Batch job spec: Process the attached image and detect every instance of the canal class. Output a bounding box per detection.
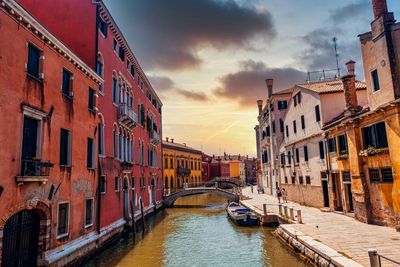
[82,193,308,267]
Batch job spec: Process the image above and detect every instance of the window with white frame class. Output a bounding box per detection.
[115,176,120,191]
[85,198,94,227]
[57,202,70,238]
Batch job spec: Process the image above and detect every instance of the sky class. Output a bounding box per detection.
[103,0,399,157]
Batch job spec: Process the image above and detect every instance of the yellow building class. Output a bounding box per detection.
[229,160,246,183]
[323,2,400,229]
[162,138,202,192]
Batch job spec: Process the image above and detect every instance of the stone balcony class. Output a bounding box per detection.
[16,159,54,184]
[150,130,161,144]
[118,103,138,129]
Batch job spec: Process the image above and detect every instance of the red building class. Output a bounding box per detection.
[201,154,212,182]
[210,157,230,179]
[0,1,103,266]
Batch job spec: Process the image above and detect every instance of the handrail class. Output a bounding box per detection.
[369,249,400,267]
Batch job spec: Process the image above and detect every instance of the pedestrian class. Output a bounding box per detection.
[251,184,254,193]
[282,188,288,203]
[276,187,282,203]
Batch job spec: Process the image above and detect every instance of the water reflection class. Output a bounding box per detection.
[82,193,308,267]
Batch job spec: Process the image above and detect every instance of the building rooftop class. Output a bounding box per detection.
[297,79,366,94]
[162,140,202,155]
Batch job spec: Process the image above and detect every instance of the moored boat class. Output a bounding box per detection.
[226,202,260,226]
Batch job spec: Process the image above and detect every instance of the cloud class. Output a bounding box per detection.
[176,89,209,102]
[329,1,370,24]
[148,75,209,102]
[104,0,276,71]
[214,60,306,108]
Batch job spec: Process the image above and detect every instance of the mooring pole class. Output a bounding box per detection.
[140,199,145,234]
[130,199,136,238]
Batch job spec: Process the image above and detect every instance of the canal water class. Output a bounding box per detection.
[82,193,308,267]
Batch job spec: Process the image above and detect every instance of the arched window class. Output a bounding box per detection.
[98,114,105,156]
[96,53,104,92]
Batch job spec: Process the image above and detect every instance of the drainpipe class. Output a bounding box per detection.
[323,132,332,209]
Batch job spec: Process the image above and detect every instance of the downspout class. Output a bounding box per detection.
[323,132,332,209]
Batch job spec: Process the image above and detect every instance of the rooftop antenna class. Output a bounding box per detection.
[333,37,340,78]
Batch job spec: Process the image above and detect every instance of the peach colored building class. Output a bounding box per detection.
[0,1,103,266]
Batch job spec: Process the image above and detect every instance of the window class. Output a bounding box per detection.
[304,146,309,162]
[118,46,125,61]
[112,78,117,103]
[362,122,388,149]
[100,175,106,193]
[287,151,291,165]
[286,125,289,138]
[278,101,287,110]
[96,57,103,77]
[293,95,298,106]
[301,115,305,129]
[381,168,393,182]
[371,69,380,92]
[85,199,93,227]
[338,135,348,155]
[60,128,71,166]
[27,43,40,78]
[113,39,117,51]
[319,141,325,159]
[342,171,351,182]
[297,92,302,104]
[62,69,72,96]
[87,138,94,169]
[284,176,288,183]
[272,121,276,134]
[97,16,108,37]
[88,88,95,111]
[293,120,297,134]
[299,176,304,184]
[291,175,296,184]
[170,158,174,169]
[115,176,120,191]
[328,138,336,153]
[266,126,270,137]
[295,148,300,164]
[98,123,104,156]
[315,105,321,122]
[131,177,136,189]
[306,176,311,184]
[130,65,135,77]
[280,153,285,166]
[280,119,284,133]
[57,202,69,237]
[369,169,380,182]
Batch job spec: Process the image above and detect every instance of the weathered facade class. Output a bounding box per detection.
[162,139,202,193]
[17,0,163,239]
[324,0,400,230]
[0,1,103,265]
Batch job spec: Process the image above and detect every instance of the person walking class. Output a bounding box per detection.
[282,188,288,203]
[276,187,282,203]
[251,184,254,194]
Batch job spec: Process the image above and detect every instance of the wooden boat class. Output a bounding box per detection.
[226,202,260,226]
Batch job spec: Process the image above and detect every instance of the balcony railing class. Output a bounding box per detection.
[16,159,54,184]
[150,130,161,144]
[176,167,191,177]
[118,103,138,129]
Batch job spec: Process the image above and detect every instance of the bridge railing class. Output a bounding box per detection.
[163,180,240,197]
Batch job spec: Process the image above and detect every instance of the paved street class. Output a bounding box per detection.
[241,187,400,267]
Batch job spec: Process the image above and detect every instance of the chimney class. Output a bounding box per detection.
[372,0,388,18]
[257,100,263,115]
[342,60,358,115]
[171,138,174,143]
[166,137,169,142]
[265,79,273,98]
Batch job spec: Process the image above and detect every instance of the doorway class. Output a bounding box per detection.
[331,173,343,211]
[2,210,40,267]
[344,183,354,212]
[123,178,130,222]
[321,180,330,208]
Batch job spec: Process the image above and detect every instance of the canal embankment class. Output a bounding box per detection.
[241,187,400,267]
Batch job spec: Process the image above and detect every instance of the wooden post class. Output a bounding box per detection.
[140,199,145,233]
[297,209,302,224]
[283,206,288,217]
[289,208,294,221]
[278,204,283,216]
[263,203,267,215]
[368,249,379,267]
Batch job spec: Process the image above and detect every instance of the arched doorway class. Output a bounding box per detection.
[2,209,40,267]
[123,177,130,223]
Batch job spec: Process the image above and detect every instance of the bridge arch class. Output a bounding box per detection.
[163,188,239,207]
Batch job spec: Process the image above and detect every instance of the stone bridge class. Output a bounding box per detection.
[163,183,240,207]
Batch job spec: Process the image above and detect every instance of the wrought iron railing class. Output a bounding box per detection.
[150,130,160,144]
[20,159,53,176]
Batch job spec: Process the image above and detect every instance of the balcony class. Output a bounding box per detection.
[16,159,54,184]
[118,103,138,129]
[150,130,161,144]
[176,167,191,177]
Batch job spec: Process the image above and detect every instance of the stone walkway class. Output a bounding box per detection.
[241,187,400,267]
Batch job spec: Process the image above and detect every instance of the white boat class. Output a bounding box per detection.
[226,202,260,226]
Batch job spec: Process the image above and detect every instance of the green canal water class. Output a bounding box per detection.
[82,193,308,267]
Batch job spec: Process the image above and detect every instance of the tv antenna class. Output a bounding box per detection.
[333,37,340,78]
